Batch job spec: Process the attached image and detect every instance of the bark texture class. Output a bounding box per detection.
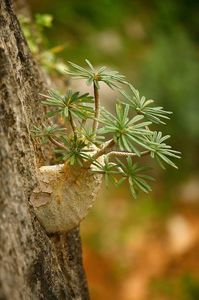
[0,1,89,299]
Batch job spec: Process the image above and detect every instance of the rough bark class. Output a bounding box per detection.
[0,1,89,299]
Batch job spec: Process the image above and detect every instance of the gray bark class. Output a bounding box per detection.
[0,0,89,299]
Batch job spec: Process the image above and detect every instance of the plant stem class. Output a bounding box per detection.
[80,119,86,128]
[68,111,77,137]
[107,150,150,158]
[92,139,115,160]
[83,139,115,169]
[92,82,100,134]
[48,136,67,150]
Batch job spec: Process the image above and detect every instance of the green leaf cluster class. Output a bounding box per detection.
[41,89,94,120]
[146,132,181,169]
[121,85,172,124]
[66,60,127,89]
[91,156,153,198]
[32,124,65,143]
[98,103,152,155]
[19,14,65,75]
[116,157,154,198]
[55,136,92,166]
[34,59,181,198]
[91,157,120,186]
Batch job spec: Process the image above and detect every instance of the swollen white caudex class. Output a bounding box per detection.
[30,162,103,233]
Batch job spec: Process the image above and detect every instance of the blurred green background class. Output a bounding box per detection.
[23,0,199,299]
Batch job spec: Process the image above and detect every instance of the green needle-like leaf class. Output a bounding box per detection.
[55,136,92,166]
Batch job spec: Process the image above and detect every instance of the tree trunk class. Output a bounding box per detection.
[0,1,90,299]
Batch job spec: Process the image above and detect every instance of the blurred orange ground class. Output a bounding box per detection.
[82,193,199,300]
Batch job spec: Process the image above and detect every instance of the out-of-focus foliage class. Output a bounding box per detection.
[139,31,199,174]
[19,13,65,74]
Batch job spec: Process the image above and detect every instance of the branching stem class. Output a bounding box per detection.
[92,82,100,134]
[83,139,115,169]
[91,139,115,160]
[48,136,67,150]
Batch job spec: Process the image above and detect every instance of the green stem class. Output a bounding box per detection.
[69,111,77,137]
[92,82,100,134]
[80,119,87,128]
